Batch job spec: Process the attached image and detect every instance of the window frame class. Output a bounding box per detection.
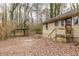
[46,23,48,30]
[73,17,79,25]
[61,20,65,26]
[54,21,58,26]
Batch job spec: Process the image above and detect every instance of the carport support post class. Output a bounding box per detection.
[13,30,15,36]
[55,28,57,42]
[23,30,25,36]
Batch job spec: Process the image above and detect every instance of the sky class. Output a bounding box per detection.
[0,3,74,23]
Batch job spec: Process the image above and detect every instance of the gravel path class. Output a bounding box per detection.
[0,36,79,56]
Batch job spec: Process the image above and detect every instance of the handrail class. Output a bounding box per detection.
[58,27,65,30]
[48,27,65,40]
[48,28,56,37]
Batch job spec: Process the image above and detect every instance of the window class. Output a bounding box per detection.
[74,17,78,24]
[61,20,64,26]
[65,19,72,25]
[55,21,58,26]
[46,23,48,30]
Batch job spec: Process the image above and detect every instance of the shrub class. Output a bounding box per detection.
[0,20,17,40]
[33,24,42,34]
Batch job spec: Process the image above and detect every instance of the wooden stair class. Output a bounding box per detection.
[48,27,73,43]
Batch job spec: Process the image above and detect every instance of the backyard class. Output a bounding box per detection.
[0,35,78,56]
[0,3,79,56]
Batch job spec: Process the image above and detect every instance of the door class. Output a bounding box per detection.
[65,18,73,43]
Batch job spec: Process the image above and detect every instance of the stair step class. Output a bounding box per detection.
[56,34,66,38]
[56,34,73,38]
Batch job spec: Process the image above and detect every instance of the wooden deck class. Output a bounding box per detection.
[11,28,29,36]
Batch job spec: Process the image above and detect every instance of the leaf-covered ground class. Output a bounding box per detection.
[0,36,79,56]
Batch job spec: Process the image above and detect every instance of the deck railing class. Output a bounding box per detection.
[48,27,65,41]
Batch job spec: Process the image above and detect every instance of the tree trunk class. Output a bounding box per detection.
[30,9,34,26]
[50,3,53,18]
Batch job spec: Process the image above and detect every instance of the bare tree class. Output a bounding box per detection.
[50,3,61,18]
[30,9,33,25]
[70,3,79,10]
[2,3,7,27]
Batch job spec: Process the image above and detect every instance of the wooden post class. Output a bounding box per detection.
[13,30,15,36]
[55,28,57,41]
[23,29,26,36]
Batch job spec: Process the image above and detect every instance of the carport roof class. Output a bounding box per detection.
[43,10,79,24]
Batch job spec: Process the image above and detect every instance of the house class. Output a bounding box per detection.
[0,11,3,26]
[43,10,79,43]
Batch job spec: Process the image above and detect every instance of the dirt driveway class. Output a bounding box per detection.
[0,36,79,56]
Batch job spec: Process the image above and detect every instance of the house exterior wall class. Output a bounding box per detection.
[43,21,66,43]
[72,25,79,43]
[0,14,2,26]
[43,23,55,38]
[43,18,79,43]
